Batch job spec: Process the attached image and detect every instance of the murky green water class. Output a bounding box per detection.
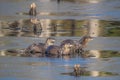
[0,0,120,80]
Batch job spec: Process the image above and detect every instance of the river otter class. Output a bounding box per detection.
[60,36,93,53]
[61,64,86,76]
[72,64,85,76]
[25,37,55,57]
[79,36,93,48]
[29,3,37,16]
[45,43,73,56]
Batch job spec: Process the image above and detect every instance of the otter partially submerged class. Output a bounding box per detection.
[25,37,55,57]
[61,36,93,53]
[29,3,37,16]
[61,64,86,77]
[45,43,73,56]
[6,36,93,57]
[25,36,93,57]
[73,64,86,76]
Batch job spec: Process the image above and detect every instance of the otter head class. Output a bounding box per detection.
[61,43,73,55]
[30,3,36,9]
[74,64,80,72]
[79,36,93,47]
[45,37,55,47]
[85,36,93,42]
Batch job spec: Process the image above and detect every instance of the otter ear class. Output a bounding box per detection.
[31,3,36,8]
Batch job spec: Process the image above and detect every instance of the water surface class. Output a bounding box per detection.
[0,0,120,80]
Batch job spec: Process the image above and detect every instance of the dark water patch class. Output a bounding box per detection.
[61,70,119,77]
[83,50,120,58]
[100,20,120,36]
[100,50,120,58]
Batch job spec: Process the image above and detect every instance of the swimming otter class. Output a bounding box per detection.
[45,43,73,56]
[29,3,37,16]
[74,64,81,73]
[61,64,87,77]
[25,37,55,57]
[61,64,84,76]
[61,39,77,53]
[60,35,93,53]
[72,64,85,76]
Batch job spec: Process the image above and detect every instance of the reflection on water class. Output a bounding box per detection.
[0,55,120,80]
[82,50,120,58]
[1,19,120,37]
[0,49,120,59]
[61,70,119,77]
